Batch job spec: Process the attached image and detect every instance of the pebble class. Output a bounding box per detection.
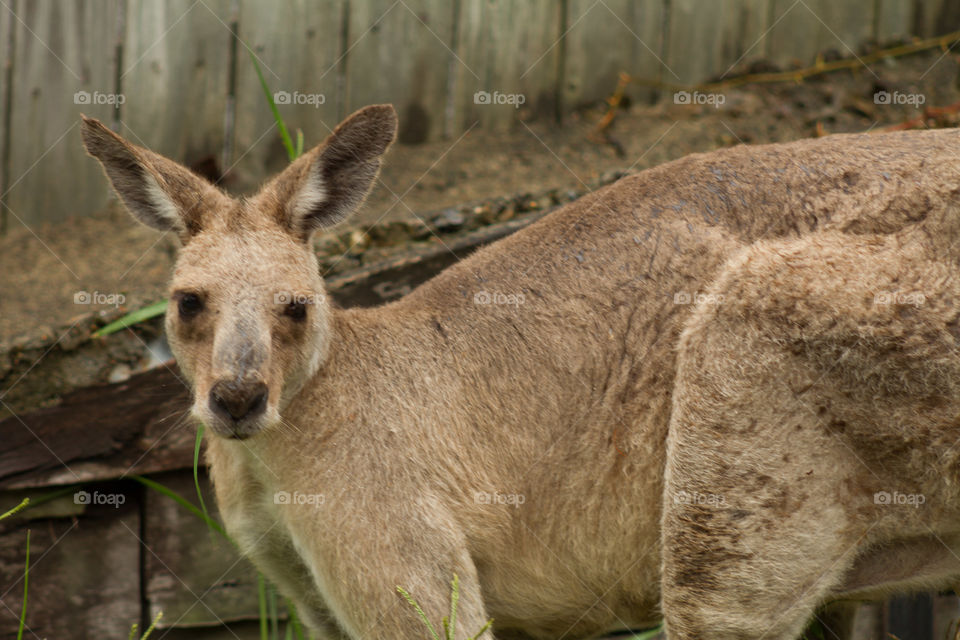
[108,363,132,383]
[432,209,466,231]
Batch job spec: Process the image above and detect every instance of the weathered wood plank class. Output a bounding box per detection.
[345,0,454,144]
[0,0,12,233]
[665,0,730,84]
[231,0,343,191]
[144,471,265,626]
[562,0,665,108]
[0,498,140,639]
[6,0,118,226]
[767,0,874,68]
[1,0,949,227]
[850,601,883,640]
[453,0,563,132]
[0,364,193,489]
[815,0,875,57]
[875,0,913,42]
[122,0,232,176]
[0,314,168,423]
[718,0,771,76]
[910,0,948,38]
[887,592,933,640]
[766,0,825,68]
[931,0,960,35]
[933,594,960,640]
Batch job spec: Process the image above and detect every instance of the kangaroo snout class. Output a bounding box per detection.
[209,378,268,436]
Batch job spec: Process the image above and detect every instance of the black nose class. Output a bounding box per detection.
[209,379,268,422]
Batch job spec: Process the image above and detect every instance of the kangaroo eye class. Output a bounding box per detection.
[284,301,307,321]
[178,293,204,319]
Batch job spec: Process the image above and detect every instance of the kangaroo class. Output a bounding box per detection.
[82,105,960,639]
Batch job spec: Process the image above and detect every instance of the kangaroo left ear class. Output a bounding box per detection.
[80,116,231,243]
[264,104,398,241]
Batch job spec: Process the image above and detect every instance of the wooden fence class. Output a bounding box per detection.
[0,0,957,227]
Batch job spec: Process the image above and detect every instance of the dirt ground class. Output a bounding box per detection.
[2,49,959,345]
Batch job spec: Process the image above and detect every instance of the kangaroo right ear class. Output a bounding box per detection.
[81,116,229,242]
[265,104,398,241]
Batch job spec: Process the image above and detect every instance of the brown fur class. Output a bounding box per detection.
[83,107,960,639]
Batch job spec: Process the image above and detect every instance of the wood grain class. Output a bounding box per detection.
[6,0,119,225]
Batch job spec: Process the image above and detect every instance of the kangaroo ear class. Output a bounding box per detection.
[267,104,398,241]
[81,116,229,242]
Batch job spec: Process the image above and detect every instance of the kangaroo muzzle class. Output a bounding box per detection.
[209,377,268,430]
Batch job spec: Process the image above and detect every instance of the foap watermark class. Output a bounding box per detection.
[474,290,525,307]
[673,490,726,507]
[874,490,925,508]
[674,291,724,305]
[475,490,526,508]
[874,91,925,107]
[74,90,125,105]
[274,490,325,506]
[74,290,126,307]
[74,490,126,508]
[674,90,725,108]
[274,291,325,305]
[873,290,925,307]
[274,90,326,108]
[473,90,526,109]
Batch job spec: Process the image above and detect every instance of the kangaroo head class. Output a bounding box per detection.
[82,105,397,439]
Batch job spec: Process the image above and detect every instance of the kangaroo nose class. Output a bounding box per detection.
[209,379,268,422]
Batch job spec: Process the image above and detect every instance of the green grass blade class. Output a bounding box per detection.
[128,623,138,640]
[396,585,440,640]
[14,488,83,514]
[269,582,279,640]
[131,475,230,542]
[93,300,167,337]
[139,611,163,640]
[258,574,269,640]
[287,600,306,640]
[1,498,29,521]
[467,619,493,640]
[193,424,211,521]
[250,51,296,162]
[193,424,218,545]
[447,574,459,640]
[16,530,29,640]
[630,625,664,640]
[4,487,105,523]
[295,129,304,159]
